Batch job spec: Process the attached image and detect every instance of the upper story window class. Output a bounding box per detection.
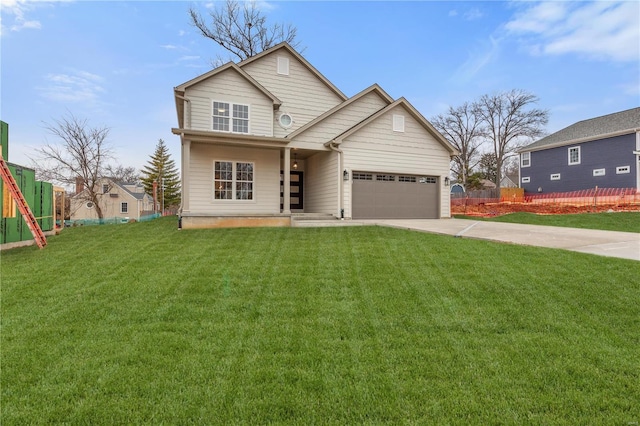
[568,146,581,165]
[393,114,405,132]
[213,101,249,134]
[277,56,289,75]
[521,152,531,168]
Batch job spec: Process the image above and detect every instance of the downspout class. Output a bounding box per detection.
[327,140,344,219]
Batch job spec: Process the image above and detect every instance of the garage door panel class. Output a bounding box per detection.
[352,173,438,219]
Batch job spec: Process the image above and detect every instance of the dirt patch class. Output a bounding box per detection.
[452,202,640,217]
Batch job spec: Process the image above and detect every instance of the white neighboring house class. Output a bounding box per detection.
[70,177,155,222]
[172,42,459,228]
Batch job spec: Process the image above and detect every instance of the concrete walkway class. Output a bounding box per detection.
[295,218,640,261]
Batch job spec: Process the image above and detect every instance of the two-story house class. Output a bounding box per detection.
[172,43,458,228]
[518,107,640,194]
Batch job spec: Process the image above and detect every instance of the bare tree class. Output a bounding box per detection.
[188,0,299,63]
[473,90,548,187]
[35,114,112,219]
[431,102,484,186]
[105,164,140,183]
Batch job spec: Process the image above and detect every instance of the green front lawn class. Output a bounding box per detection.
[2,217,639,424]
[455,211,640,233]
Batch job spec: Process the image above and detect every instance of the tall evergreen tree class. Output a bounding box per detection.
[141,139,180,211]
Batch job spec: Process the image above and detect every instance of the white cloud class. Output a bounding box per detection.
[464,8,483,21]
[179,55,200,61]
[0,0,43,34]
[448,9,458,17]
[505,1,640,62]
[161,44,178,50]
[38,70,106,104]
[451,36,501,83]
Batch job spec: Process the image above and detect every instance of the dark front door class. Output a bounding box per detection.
[280,171,303,210]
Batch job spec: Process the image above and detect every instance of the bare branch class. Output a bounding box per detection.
[188,0,300,62]
[34,113,113,219]
[473,90,549,187]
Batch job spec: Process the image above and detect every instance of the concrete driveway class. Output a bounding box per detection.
[295,218,640,261]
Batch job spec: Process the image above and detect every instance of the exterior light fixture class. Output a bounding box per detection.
[444,177,450,186]
[343,169,349,181]
[293,153,298,170]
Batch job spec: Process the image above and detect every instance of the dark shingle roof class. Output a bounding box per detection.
[521,107,640,152]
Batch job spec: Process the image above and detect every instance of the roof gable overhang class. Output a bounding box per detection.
[518,128,640,153]
[287,84,393,140]
[238,42,348,102]
[327,98,459,156]
[173,62,282,128]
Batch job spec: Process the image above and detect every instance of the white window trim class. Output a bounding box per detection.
[278,112,294,129]
[593,168,606,177]
[568,146,581,165]
[616,165,630,174]
[120,202,128,214]
[521,152,531,168]
[213,160,256,202]
[521,177,530,183]
[550,173,561,181]
[393,114,405,132]
[212,101,250,134]
[277,56,289,75]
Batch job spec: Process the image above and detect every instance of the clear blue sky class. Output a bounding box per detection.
[1,1,639,173]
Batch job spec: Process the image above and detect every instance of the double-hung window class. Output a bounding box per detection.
[121,202,128,213]
[568,146,581,165]
[213,101,249,134]
[214,161,254,200]
[521,152,530,167]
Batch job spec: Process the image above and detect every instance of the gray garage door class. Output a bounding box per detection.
[352,172,439,219]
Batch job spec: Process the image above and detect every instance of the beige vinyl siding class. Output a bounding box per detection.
[188,144,281,214]
[242,50,343,138]
[304,151,339,215]
[184,68,273,136]
[291,92,389,149]
[70,179,143,221]
[342,106,452,218]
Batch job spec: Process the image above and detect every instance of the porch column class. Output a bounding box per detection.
[181,138,191,212]
[283,147,291,214]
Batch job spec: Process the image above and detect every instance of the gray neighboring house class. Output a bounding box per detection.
[518,107,640,194]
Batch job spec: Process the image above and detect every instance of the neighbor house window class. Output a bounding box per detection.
[521,152,531,167]
[102,184,110,194]
[213,102,249,134]
[121,202,128,213]
[393,115,405,132]
[550,173,561,181]
[214,161,254,200]
[568,146,581,165]
[521,177,531,183]
[277,56,289,75]
[616,166,630,174]
[593,168,606,177]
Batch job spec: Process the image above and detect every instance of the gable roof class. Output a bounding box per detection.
[173,62,282,128]
[238,42,348,102]
[328,97,459,155]
[521,107,640,152]
[287,84,394,139]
